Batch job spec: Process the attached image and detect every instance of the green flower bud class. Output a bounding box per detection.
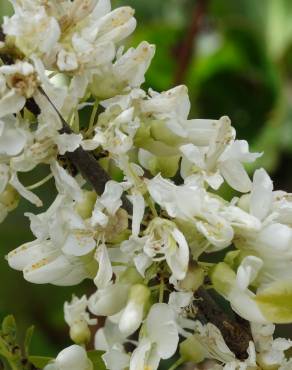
[69,321,91,345]
[75,191,97,219]
[128,284,151,306]
[119,266,143,285]
[180,335,206,363]
[0,185,20,211]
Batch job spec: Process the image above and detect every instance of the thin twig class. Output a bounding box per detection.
[38,87,132,213]
[195,287,252,360]
[174,0,208,85]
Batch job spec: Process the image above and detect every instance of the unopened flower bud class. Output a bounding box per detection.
[49,345,92,370]
[119,266,143,285]
[119,284,150,336]
[75,191,97,219]
[237,193,250,213]
[0,185,20,211]
[70,321,91,345]
[180,335,206,363]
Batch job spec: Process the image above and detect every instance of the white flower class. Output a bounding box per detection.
[84,106,139,155]
[64,295,96,344]
[95,319,130,370]
[3,5,60,56]
[136,218,190,280]
[147,175,234,250]
[91,180,124,228]
[44,345,92,370]
[7,194,96,285]
[91,41,155,99]
[235,168,292,286]
[129,303,179,370]
[180,117,261,192]
[89,283,130,317]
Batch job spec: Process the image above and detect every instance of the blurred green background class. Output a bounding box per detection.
[1,0,292,364]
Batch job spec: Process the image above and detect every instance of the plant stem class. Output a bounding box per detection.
[85,100,99,137]
[159,278,164,303]
[168,357,184,370]
[26,173,54,190]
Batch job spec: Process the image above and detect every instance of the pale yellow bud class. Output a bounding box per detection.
[69,321,91,345]
[0,185,20,211]
[75,191,97,219]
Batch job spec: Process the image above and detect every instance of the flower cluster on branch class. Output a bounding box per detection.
[0,1,292,370]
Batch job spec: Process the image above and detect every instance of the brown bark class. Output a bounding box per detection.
[195,287,252,360]
[174,0,208,85]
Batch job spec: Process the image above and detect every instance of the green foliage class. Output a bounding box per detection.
[0,315,51,369]
[87,351,107,370]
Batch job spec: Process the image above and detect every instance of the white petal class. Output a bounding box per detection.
[219,159,252,192]
[129,339,152,370]
[94,243,113,289]
[55,345,89,370]
[134,253,152,277]
[0,116,27,156]
[229,289,267,324]
[257,223,292,252]
[7,240,55,271]
[250,168,273,220]
[88,284,129,316]
[24,254,75,284]
[166,228,189,280]
[220,140,262,163]
[50,161,83,202]
[54,133,83,155]
[0,90,25,118]
[62,232,96,257]
[9,173,42,207]
[236,256,263,291]
[102,348,129,370]
[119,301,143,336]
[146,303,179,359]
[0,164,9,194]
[128,193,145,236]
[100,180,123,215]
[180,143,206,169]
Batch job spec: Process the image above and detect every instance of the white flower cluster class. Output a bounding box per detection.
[1,0,292,369]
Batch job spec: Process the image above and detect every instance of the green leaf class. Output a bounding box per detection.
[24,326,34,357]
[29,356,53,368]
[87,350,106,370]
[2,315,17,344]
[255,280,292,323]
